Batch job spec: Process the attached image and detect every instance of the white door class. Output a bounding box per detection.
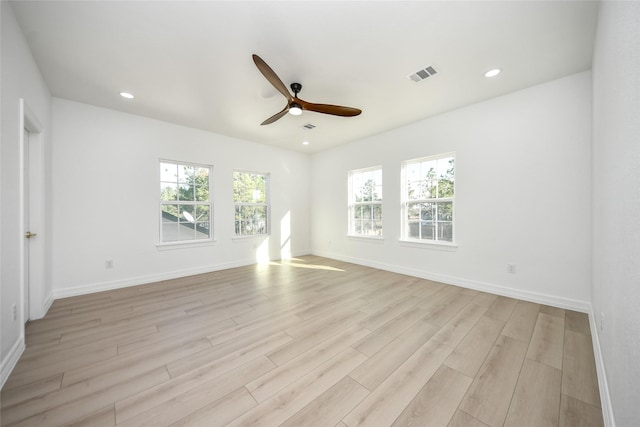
[23,128,31,322]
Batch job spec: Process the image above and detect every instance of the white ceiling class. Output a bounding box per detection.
[10,1,599,153]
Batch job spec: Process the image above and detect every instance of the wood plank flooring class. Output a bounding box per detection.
[0,256,604,426]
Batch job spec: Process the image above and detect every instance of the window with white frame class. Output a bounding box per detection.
[160,160,212,243]
[348,167,383,237]
[402,153,455,243]
[234,171,270,236]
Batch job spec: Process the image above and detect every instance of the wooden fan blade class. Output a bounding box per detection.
[252,54,293,102]
[261,105,290,125]
[297,98,362,117]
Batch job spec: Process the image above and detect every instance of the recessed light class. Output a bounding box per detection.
[120,92,134,99]
[484,69,501,78]
[302,141,309,146]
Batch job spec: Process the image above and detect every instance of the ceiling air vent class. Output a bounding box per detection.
[408,65,438,82]
[303,123,316,130]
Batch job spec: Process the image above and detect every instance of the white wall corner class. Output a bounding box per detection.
[588,307,616,427]
[1,337,25,390]
[32,292,54,320]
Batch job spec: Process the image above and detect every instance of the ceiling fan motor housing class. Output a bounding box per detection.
[290,82,302,96]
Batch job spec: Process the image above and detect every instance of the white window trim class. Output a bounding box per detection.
[400,152,456,246]
[347,165,384,238]
[159,159,214,246]
[233,170,271,237]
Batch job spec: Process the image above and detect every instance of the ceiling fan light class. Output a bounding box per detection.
[289,103,303,116]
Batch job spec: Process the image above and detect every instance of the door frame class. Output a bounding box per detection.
[20,99,45,323]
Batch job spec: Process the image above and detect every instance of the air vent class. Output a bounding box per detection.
[303,123,316,130]
[408,65,438,82]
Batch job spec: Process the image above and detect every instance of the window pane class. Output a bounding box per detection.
[374,220,383,235]
[437,201,453,221]
[253,206,267,234]
[438,222,453,241]
[161,161,211,243]
[160,183,178,201]
[408,221,420,239]
[354,205,362,219]
[234,171,268,205]
[437,157,454,180]
[421,222,435,240]
[361,204,372,220]
[406,163,421,182]
[178,184,194,201]
[179,205,195,223]
[421,160,437,180]
[162,204,179,222]
[438,179,454,198]
[178,165,195,184]
[162,223,181,242]
[195,222,210,239]
[160,163,178,183]
[373,205,382,220]
[421,202,435,221]
[418,180,437,199]
[349,167,382,236]
[196,205,210,222]
[407,203,420,220]
[195,185,209,201]
[403,154,455,243]
[406,181,420,201]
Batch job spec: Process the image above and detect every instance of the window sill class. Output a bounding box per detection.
[156,239,217,251]
[398,239,458,251]
[232,234,270,241]
[347,235,385,244]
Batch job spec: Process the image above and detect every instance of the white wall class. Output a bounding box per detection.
[592,1,640,425]
[51,99,310,297]
[1,2,52,385]
[311,71,592,310]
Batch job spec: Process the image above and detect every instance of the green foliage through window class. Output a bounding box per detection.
[403,155,455,242]
[160,161,212,243]
[234,171,269,236]
[349,167,383,236]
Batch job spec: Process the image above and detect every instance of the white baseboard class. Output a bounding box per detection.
[52,258,260,299]
[588,309,616,427]
[52,250,311,300]
[42,293,54,315]
[1,336,25,390]
[30,292,54,320]
[313,250,591,312]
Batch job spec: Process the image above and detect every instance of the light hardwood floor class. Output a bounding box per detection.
[0,256,604,426]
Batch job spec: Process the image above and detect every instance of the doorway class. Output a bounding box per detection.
[20,99,45,323]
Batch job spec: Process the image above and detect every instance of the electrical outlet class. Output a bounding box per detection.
[12,304,17,321]
[507,264,517,274]
[600,312,605,333]
[105,260,114,269]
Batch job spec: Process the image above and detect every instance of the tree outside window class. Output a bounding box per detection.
[234,171,269,236]
[403,154,455,243]
[349,167,383,237]
[160,161,212,243]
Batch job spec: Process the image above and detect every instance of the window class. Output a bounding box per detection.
[348,167,383,237]
[160,161,212,243]
[234,171,269,236]
[402,153,455,243]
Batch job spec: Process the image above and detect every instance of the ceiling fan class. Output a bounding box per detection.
[252,54,362,125]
